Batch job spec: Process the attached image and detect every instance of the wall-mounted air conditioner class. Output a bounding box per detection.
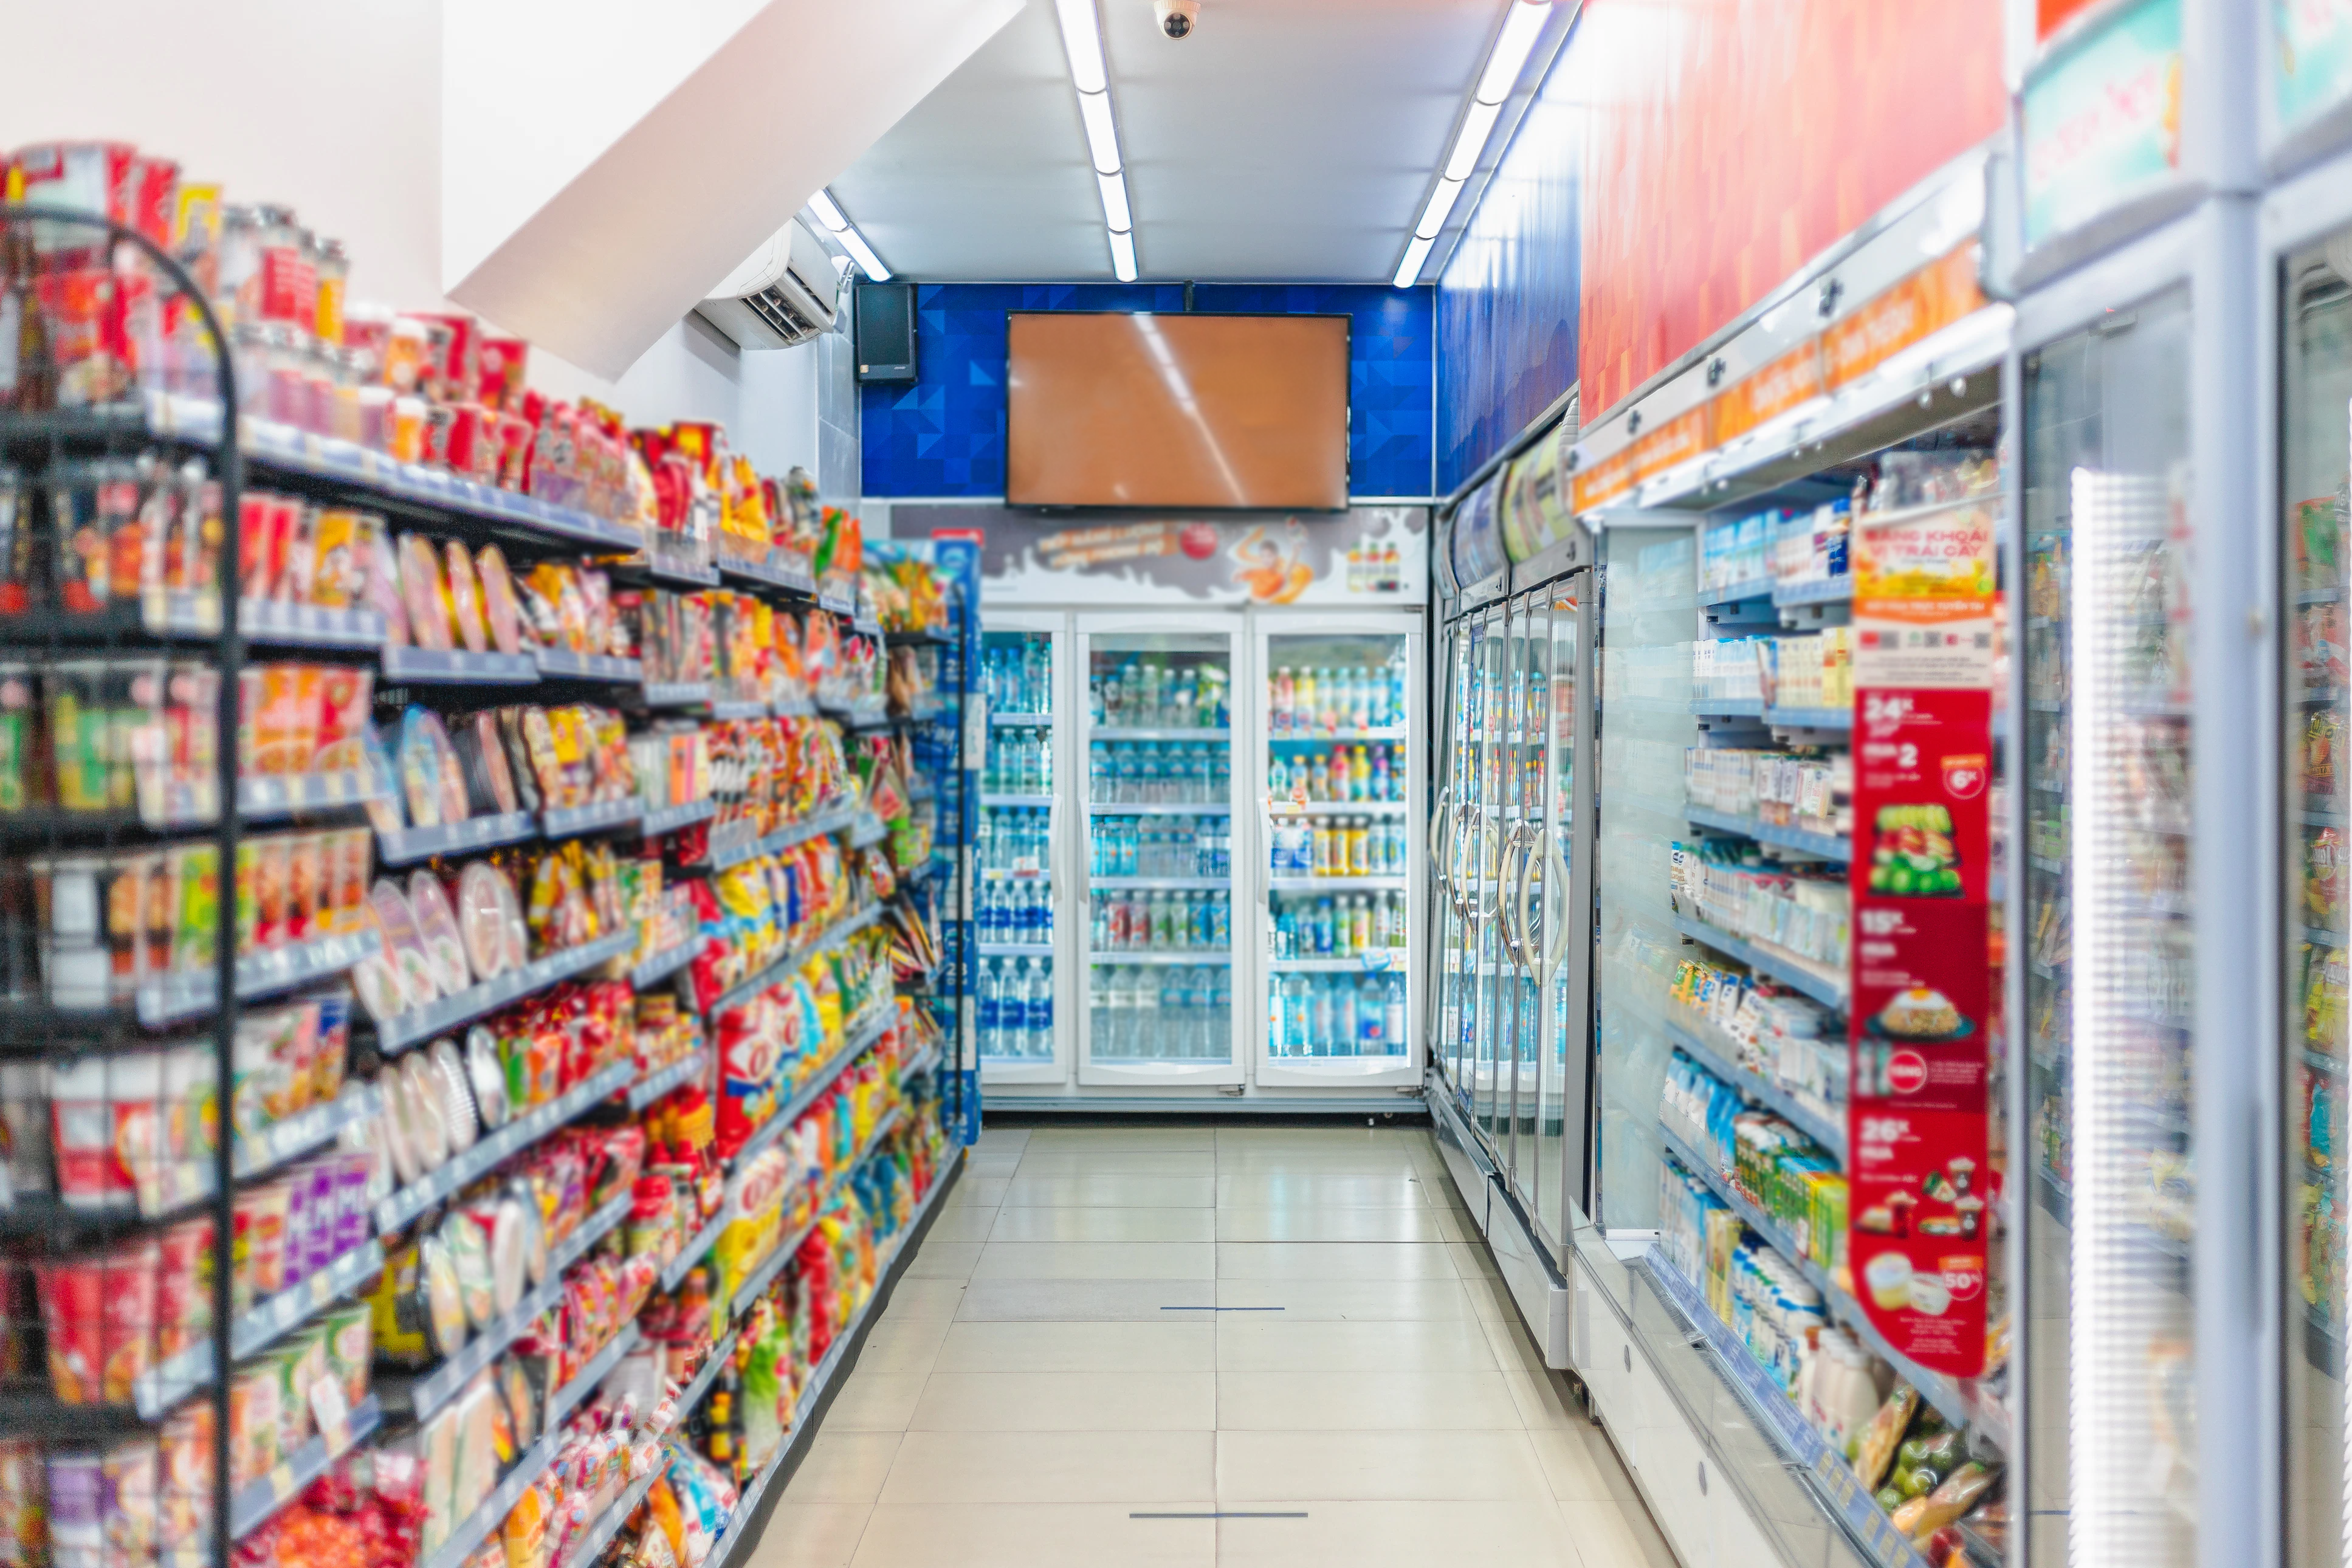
[695,217,842,348]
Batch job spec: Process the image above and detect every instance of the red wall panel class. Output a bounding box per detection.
[1572,0,2005,419]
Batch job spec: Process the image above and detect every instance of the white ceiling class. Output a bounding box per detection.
[830,0,1525,283]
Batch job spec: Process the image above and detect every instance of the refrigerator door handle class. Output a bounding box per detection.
[1496,824,1529,966]
[1448,802,1478,922]
[1429,784,1454,903]
[1257,797,1276,907]
[1539,826,1572,990]
[1045,793,1062,910]
[1515,824,1546,982]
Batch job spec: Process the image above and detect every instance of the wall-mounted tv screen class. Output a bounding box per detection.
[1005,312,1350,509]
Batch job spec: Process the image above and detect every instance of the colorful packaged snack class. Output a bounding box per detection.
[369,878,439,1011]
[445,540,490,655]
[441,1211,498,1330]
[465,1027,510,1131]
[475,545,526,656]
[399,535,453,651]
[472,711,520,814]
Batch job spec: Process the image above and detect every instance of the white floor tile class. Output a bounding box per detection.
[849,1502,1215,1566]
[937,1319,1218,1374]
[878,1429,1216,1504]
[1215,1429,1552,1501]
[910,1370,1219,1431]
[972,1241,1218,1280]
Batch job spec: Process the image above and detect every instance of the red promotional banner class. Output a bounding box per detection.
[1846,498,1998,1378]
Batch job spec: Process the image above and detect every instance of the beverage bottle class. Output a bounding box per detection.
[977,806,996,871]
[1312,822,1335,876]
[1103,965,1130,1055]
[1091,890,1109,949]
[979,960,1004,1055]
[1123,818,1140,877]
[1271,667,1291,733]
[1028,640,1050,712]
[1133,965,1161,1055]
[1211,890,1230,949]
[1140,659,1162,726]
[1353,745,1372,802]
[1214,972,1233,1059]
[1350,894,1372,956]
[1372,746,1391,802]
[1039,731,1053,791]
[1358,975,1386,1053]
[1281,974,1310,1056]
[1090,956,1113,1048]
[1161,971,1188,1057]
[1374,890,1395,949]
[1347,818,1370,877]
[1113,743,1136,804]
[1350,667,1371,731]
[1027,958,1053,1057]
[1296,668,1318,734]
[1273,905,1293,960]
[1313,898,1335,957]
[1307,753,1329,802]
[1333,978,1358,1057]
[1089,741,1110,802]
[1170,680,1194,730]
[1312,976,1336,1054]
[1383,972,1407,1046]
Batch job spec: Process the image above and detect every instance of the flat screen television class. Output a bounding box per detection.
[1004,312,1350,509]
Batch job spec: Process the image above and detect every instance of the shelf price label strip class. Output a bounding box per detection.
[1640,1256,1930,1568]
[376,810,540,868]
[409,1190,630,1425]
[1684,804,1851,863]
[706,1152,961,1568]
[228,1395,384,1540]
[132,929,382,1027]
[1657,1124,1981,1434]
[729,1005,899,1169]
[376,929,636,1054]
[376,1059,637,1234]
[414,1325,640,1568]
[706,904,884,1021]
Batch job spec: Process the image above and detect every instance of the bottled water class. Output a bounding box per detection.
[1383,972,1406,1048]
[1022,958,1052,1057]
[1133,966,1161,1055]
[978,960,1005,1056]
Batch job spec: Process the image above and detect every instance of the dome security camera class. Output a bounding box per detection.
[1154,0,1199,38]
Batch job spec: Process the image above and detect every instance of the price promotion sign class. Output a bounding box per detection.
[1846,495,1998,1377]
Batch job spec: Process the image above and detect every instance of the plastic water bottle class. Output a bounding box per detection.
[1358,975,1386,1054]
[1023,958,1052,1057]
[1213,972,1233,1059]
[1133,967,1161,1056]
[1161,971,1186,1057]
[979,960,1005,1056]
[1383,972,1406,1048]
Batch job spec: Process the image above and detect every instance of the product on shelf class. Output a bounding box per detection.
[1667,957,1845,1119]
[1266,814,1407,878]
[1088,888,1233,954]
[1265,659,1403,734]
[1268,890,1406,959]
[1669,840,1850,975]
[1090,652,1228,730]
[1265,741,1404,804]
[1684,747,1852,837]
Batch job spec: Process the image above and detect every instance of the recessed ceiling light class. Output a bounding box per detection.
[1392,0,1553,287]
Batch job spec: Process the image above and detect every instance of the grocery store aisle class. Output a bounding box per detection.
[745,1123,1678,1567]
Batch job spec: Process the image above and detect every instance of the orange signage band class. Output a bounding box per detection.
[1710,339,1826,447]
[1823,245,1986,391]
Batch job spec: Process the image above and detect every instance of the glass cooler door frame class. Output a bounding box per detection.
[1431,608,1478,1113]
[1249,610,1425,1089]
[976,610,1076,1087]
[1072,613,1249,1087]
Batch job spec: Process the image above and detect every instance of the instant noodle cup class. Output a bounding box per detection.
[48,1051,162,1214]
[229,1363,283,1487]
[37,1240,158,1405]
[409,871,472,997]
[368,879,438,1012]
[399,535,452,650]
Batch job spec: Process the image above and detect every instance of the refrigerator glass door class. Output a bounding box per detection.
[1500,594,1548,1188]
[1255,617,1420,1087]
[977,615,1073,1086]
[1471,602,1513,1155]
[1075,619,1244,1085]
[1526,576,1592,1241]
[2283,231,2352,1568]
[1435,614,1478,1112]
[2021,286,2195,1568]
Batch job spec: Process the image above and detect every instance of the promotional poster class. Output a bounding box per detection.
[890,503,1428,608]
[1845,493,1999,1377]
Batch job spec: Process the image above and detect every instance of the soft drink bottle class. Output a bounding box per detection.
[1211,891,1231,949]
[1273,667,1294,733]
[1372,746,1391,801]
[1296,667,1318,733]
[1312,977,1336,1053]
[1358,975,1387,1053]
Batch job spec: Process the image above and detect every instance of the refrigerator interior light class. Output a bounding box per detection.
[1109,227,1138,281]
[1079,89,1123,174]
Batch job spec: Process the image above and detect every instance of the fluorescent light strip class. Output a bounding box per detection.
[1392,0,1550,286]
[1078,90,1123,175]
[1097,171,1133,233]
[805,187,889,280]
[1056,0,1137,280]
[1392,235,1436,289]
[1055,0,1108,93]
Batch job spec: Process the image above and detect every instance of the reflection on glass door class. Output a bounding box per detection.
[1436,617,1477,1110]
[2022,289,2195,1568]
[1077,621,1240,1083]
[2285,230,2352,1568]
[1471,605,1511,1148]
[977,619,1067,1085]
[1257,619,1417,1087]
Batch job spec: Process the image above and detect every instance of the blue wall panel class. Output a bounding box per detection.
[861,283,1433,500]
[1435,48,1582,497]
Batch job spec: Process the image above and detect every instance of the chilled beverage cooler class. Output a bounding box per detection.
[976,618,1069,1085]
[1258,620,1422,1086]
[970,602,1427,1102]
[1076,619,1242,1084]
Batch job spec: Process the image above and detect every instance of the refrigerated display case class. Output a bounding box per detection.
[1428,523,1597,1260]
[1076,617,1243,1086]
[1255,615,1423,1089]
[977,616,1071,1086]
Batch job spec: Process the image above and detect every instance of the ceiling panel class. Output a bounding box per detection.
[833,0,1511,282]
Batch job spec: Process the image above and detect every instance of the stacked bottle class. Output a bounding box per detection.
[1088,740,1229,803]
[1267,816,1409,876]
[977,956,1055,1059]
[1267,742,1405,802]
[1091,889,1233,952]
[983,636,1053,714]
[1267,659,1406,734]
[1269,972,1407,1057]
[1089,814,1229,878]
[1270,891,1406,957]
[1092,966,1233,1059]
[984,729,1053,793]
[1093,654,1229,727]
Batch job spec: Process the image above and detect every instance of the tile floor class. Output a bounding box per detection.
[742,1123,1681,1568]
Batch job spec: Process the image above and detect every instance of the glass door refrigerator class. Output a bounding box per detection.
[1074,615,1244,1087]
[1253,612,1423,1088]
[2018,284,2197,1568]
[976,614,1073,1087]
[1436,600,1510,1130]
[2281,204,2352,1568]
